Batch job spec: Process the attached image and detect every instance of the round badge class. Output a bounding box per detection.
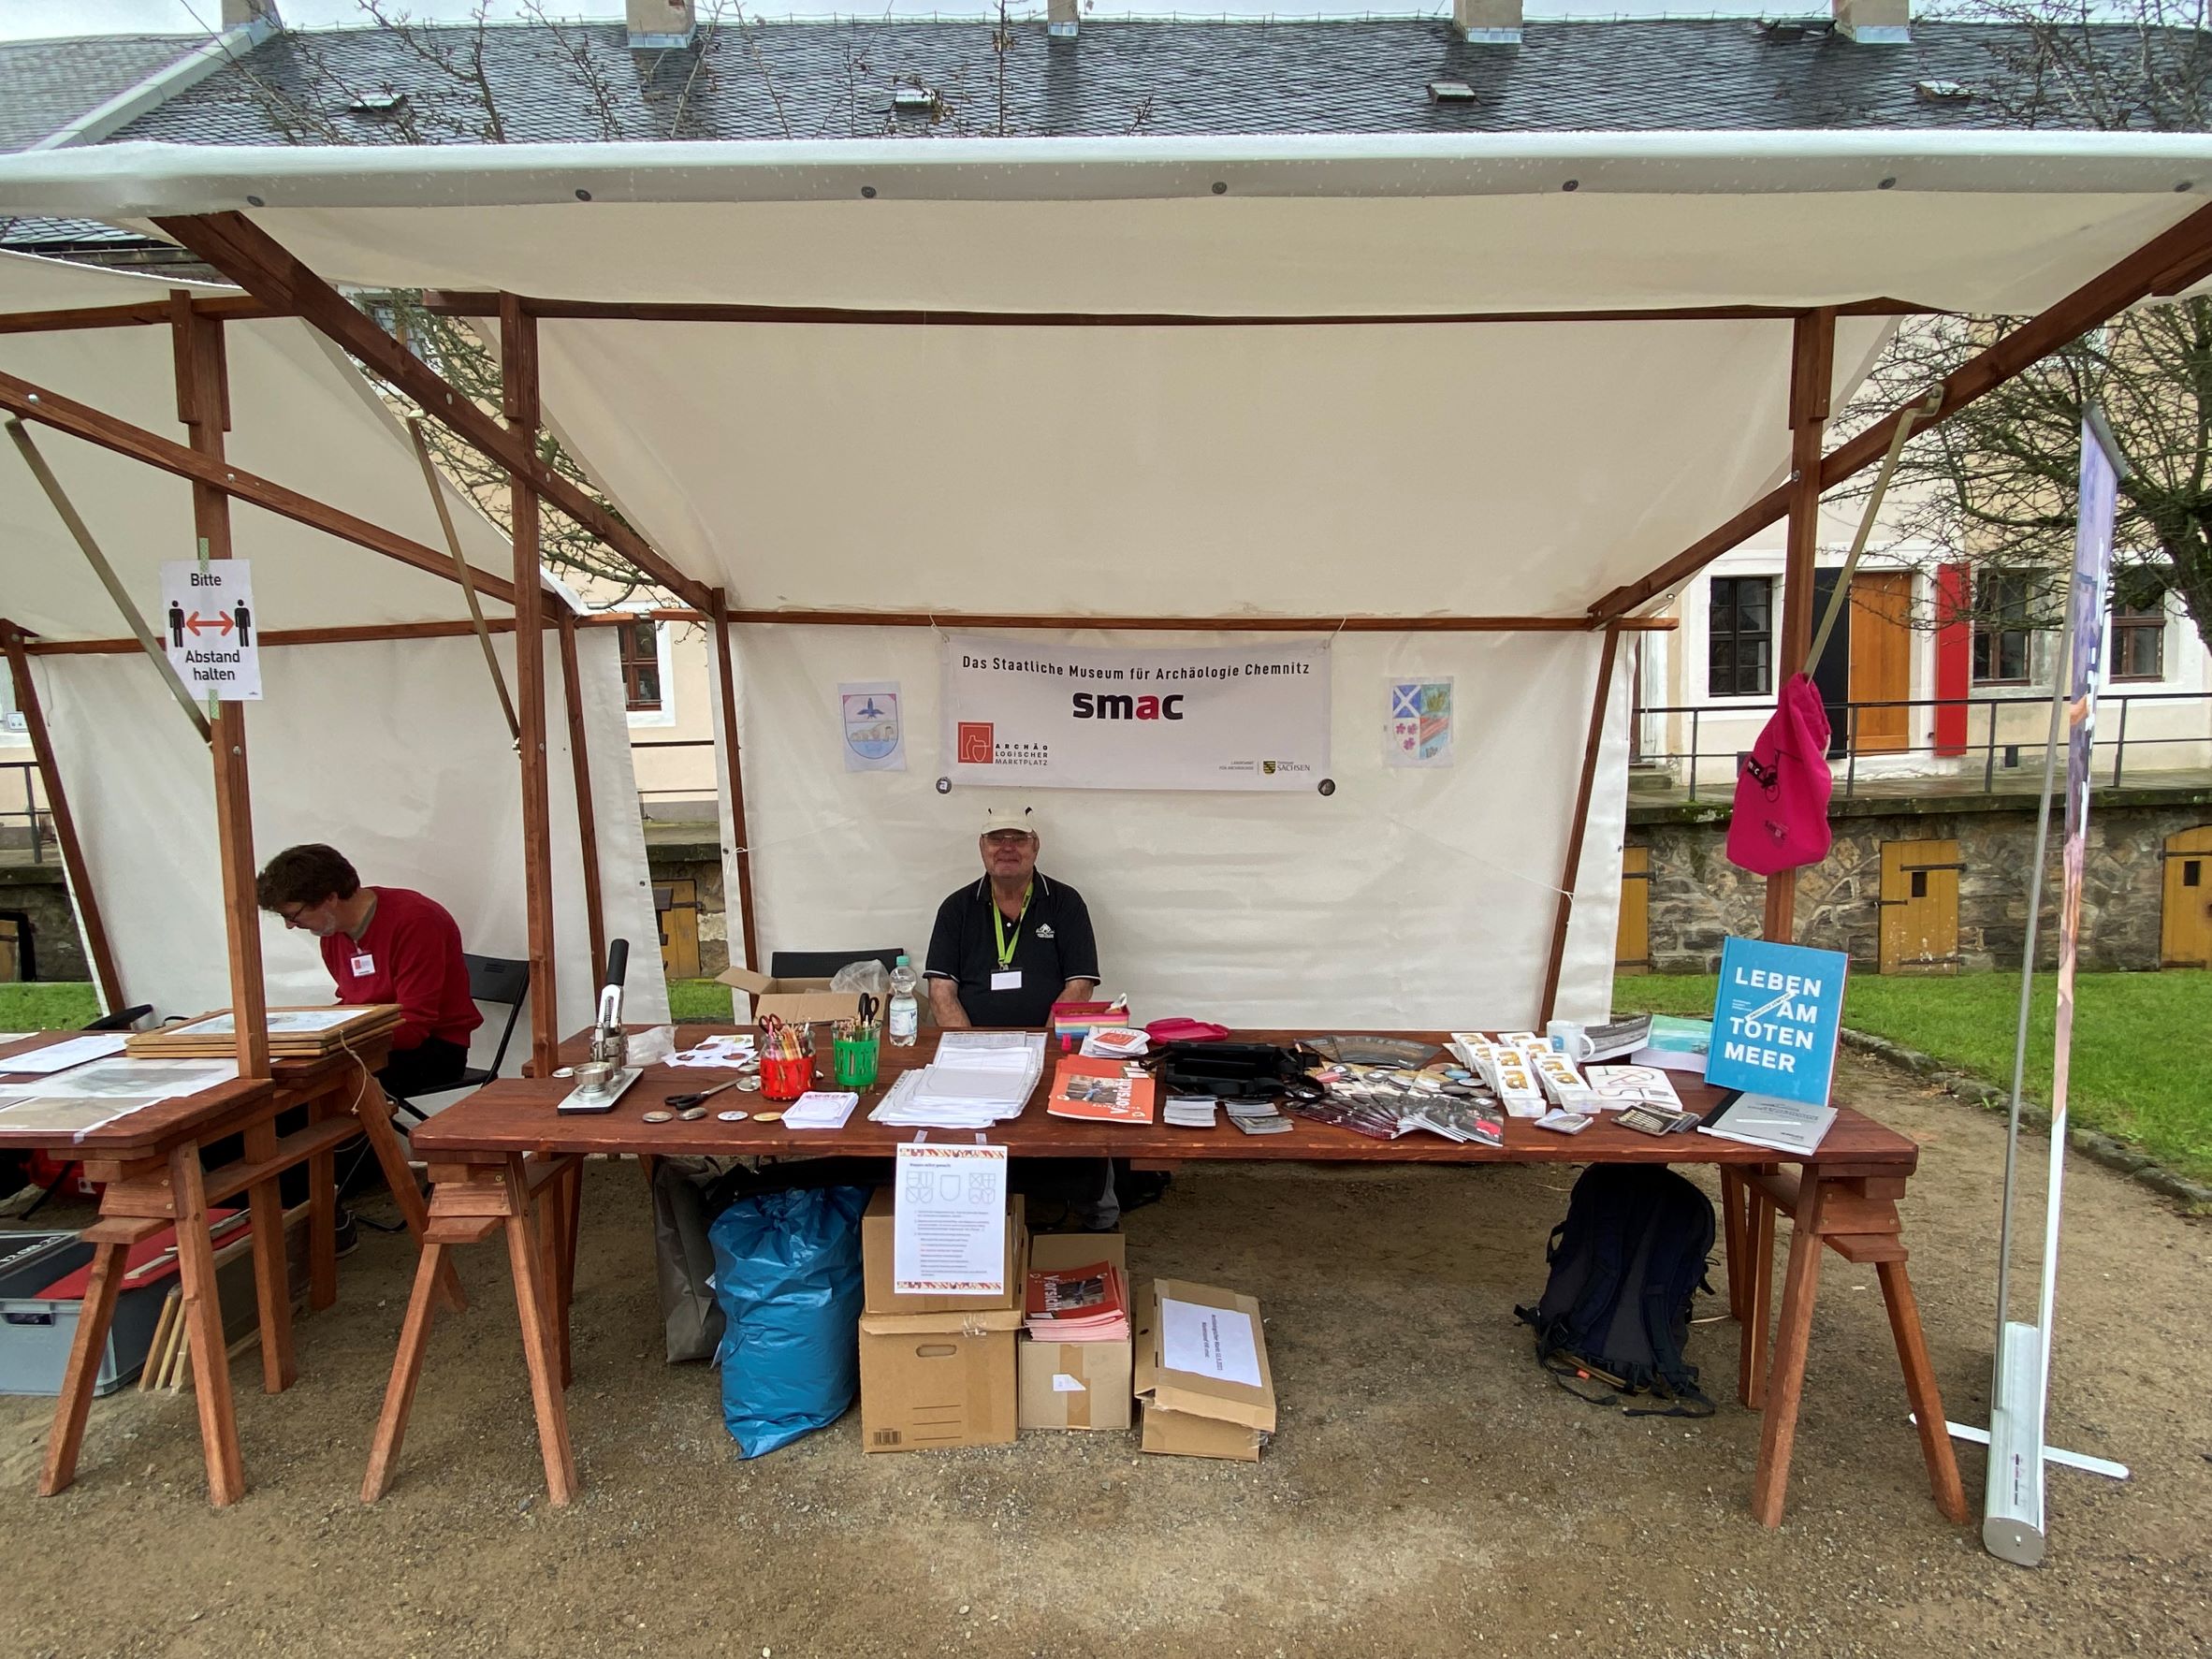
[641,1110,674,1124]
[735,1075,763,1093]
[752,1110,785,1123]
[679,1106,708,1121]
[716,1109,745,1123]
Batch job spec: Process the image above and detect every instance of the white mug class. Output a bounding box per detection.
[1546,1019,1596,1061]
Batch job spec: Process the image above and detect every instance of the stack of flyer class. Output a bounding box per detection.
[1023,1258,1131,1342]
[869,1030,1046,1128]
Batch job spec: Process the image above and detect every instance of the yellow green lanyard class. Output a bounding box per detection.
[992,882,1033,969]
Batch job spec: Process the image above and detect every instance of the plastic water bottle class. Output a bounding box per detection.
[888,954,920,1047]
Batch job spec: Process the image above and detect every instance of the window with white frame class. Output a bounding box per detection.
[618,618,663,713]
[1708,575,1773,698]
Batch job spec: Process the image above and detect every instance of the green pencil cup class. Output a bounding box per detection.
[834,1034,880,1089]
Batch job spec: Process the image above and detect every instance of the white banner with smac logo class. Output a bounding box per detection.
[940,633,1331,792]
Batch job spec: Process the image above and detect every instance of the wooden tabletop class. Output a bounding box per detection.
[412,1026,1918,1176]
[0,1030,389,1157]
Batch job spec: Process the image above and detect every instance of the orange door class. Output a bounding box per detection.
[2163,826,2212,968]
[1848,573,1914,754]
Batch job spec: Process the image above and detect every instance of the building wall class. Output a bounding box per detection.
[1631,795,2212,973]
[0,864,89,982]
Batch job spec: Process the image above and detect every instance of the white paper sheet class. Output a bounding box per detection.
[780,1090,859,1130]
[1160,1296,1263,1390]
[0,1057,239,1102]
[0,1033,126,1074]
[892,1142,1009,1297]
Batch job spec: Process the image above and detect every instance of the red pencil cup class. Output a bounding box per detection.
[761,1052,815,1101]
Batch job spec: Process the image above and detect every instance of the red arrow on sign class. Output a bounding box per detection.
[183,612,235,637]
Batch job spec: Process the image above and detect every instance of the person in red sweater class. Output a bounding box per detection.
[255,843,482,1097]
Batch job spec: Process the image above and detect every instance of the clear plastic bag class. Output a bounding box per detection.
[829,959,890,999]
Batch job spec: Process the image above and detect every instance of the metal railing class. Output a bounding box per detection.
[0,760,51,863]
[1637,689,2212,802]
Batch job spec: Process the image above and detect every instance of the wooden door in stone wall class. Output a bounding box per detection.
[1878,837,1960,973]
[2162,826,2212,968]
[1616,846,1651,972]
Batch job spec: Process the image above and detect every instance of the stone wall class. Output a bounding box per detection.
[1631,789,2212,973]
[0,864,89,982]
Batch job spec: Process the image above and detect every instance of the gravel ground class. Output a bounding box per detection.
[4,1050,2208,1659]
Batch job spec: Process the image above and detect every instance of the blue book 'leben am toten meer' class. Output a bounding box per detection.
[1702,936,1849,1109]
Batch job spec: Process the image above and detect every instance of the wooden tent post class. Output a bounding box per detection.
[556,612,607,983]
[172,298,269,1082]
[1538,622,1623,1026]
[0,621,124,1011]
[708,589,761,974]
[1764,309,1836,944]
[499,297,560,1074]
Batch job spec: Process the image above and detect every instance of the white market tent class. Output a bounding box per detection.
[3,131,2210,1035]
[0,249,669,1069]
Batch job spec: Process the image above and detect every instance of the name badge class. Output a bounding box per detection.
[350,953,376,977]
[991,969,1023,992]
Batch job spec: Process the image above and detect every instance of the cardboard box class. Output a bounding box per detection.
[856,1186,1027,1452]
[862,1188,1026,1317]
[1017,1232,1133,1433]
[1132,1277,1276,1462]
[715,965,862,1026]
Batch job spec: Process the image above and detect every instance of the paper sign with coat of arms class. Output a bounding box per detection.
[840,681,906,771]
[1386,679,1452,767]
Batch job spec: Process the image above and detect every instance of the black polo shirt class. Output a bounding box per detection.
[924,871,1100,1028]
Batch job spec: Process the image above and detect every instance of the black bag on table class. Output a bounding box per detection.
[1514,1163,1717,1419]
[1142,1041,1324,1102]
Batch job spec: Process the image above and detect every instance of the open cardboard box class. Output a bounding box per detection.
[714,966,862,1026]
[1132,1276,1276,1462]
[1017,1231,1132,1433]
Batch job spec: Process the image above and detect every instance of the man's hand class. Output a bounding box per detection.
[1059,980,1098,1006]
[928,978,971,1029]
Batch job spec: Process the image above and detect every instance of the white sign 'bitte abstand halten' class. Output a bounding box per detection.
[160,560,261,700]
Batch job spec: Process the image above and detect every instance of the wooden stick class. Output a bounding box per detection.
[5,419,210,739]
[154,213,712,613]
[1588,199,2212,622]
[419,289,1930,327]
[360,1236,450,1503]
[174,298,270,1084]
[503,295,560,1079]
[1763,309,1834,946]
[409,417,519,741]
[709,588,762,974]
[1537,622,1623,1025]
[0,621,125,1012]
[139,1288,180,1393]
[167,1142,243,1503]
[37,1240,125,1495]
[1877,1256,1972,1524]
[0,367,517,606]
[557,613,608,984]
[0,293,272,336]
[241,1116,297,1395]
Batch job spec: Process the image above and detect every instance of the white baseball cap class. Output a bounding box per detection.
[979,802,1041,838]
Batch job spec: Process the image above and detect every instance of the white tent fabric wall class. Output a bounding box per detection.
[527,315,1890,618]
[713,624,1627,1028]
[28,626,667,1075]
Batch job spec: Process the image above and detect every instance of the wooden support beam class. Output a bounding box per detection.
[420,290,1929,327]
[26,617,524,656]
[0,367,517,605]
[1538,622,1623,1026]
[1763,309,1835,946]
[154,212,713,613]
[709,588,762,974]
[0,293,273,337]
[557,612,608,984]
[1589,200,2212,622]
[503,295,560,1077]
[173,298,269,1081]
[0,619,124,1011]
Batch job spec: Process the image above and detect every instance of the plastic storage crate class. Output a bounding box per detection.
[0,1227,263,1397]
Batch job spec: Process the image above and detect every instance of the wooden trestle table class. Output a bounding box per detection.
[0,1028,461,1506]
[376,1026,1969,1529]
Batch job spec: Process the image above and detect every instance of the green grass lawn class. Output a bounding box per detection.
[668,978,735,1022]
[1618,969,2212,1186]
[0,982,100,1032]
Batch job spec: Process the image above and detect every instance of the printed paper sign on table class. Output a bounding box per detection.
[1386,678,1453,767]
[941,633,1329,792]
[893,1141,1009,1296]
[1704,936,1847,1107]
[159,560,260,699]
[839,680,906,772]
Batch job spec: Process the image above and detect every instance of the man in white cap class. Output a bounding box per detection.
[924,802,1099,1031]
[925,802,1116,1229]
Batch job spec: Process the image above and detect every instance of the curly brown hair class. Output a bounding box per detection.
[255,844,359,912]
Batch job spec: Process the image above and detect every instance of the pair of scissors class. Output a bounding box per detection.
[664,1078,743,1111]
[856,994,880,1029]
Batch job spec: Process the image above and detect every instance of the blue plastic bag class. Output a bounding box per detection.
[706,1184,870,1459]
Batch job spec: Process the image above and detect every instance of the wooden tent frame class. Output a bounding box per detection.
[4,198,2210,1067]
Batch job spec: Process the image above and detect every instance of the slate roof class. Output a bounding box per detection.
[89,16,2177,146]
[0,34,202,153]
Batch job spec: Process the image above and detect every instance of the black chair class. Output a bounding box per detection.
[386,953,530,1126]
[769,949,906,981]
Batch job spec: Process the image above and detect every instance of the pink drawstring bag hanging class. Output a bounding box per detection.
[1726,672,1833,875]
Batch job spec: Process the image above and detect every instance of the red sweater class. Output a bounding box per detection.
[320,886,482,1052]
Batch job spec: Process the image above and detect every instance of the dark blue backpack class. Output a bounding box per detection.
[1515,1164,1717,1418]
